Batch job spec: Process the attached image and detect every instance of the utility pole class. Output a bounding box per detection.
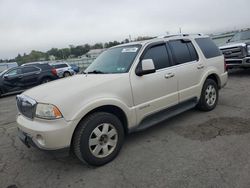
[129,35,132,42]
[179,27,182,34]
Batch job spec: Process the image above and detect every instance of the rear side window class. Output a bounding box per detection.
[143,44,170,70]
[30,64,51,70]
[195,38,222,58]
[169,40,198,65]
[54,64,68,69]
[22,66,40,74]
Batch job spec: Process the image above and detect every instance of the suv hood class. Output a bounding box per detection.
[220,40,250,49]
[23,74,126,104]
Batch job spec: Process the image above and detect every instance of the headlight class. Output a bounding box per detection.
[247,45,250,55]
[35,103,63,119]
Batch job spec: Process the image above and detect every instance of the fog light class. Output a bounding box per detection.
[36,134,45,145]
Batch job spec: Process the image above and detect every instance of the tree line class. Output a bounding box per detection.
[1,36,154,64]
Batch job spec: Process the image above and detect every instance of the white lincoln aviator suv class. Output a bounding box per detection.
[16,34,228,166]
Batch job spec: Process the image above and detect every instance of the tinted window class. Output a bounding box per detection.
[187,42,199,61]
[36,64,51,70]
[169,40,198,64]
[22,66,40,73]
[195,38,221,58]
[7,68,22,76]
[143,45,170,70]
[53,64,68,69]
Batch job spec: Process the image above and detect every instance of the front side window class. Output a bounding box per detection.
[7,68,22,76]
[85,45,141,74]
[142,44,170,70]
[169,40,198,64]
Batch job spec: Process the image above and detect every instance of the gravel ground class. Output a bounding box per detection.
[1,69,250,188]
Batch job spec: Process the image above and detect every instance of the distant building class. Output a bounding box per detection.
[85,49,106,59]
[49,55,56,61]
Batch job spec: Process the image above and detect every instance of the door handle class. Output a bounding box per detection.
[165,73,175,79]
[197,64,204,69]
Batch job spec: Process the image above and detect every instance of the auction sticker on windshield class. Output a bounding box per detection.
[122,47,138,53]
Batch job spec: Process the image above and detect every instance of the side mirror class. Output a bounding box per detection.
[136,59,156,76]
[227,38,231,43]
[3,74,9,79]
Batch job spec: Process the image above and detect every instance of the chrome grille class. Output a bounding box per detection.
[221,46,244,59]
[16,95,37,119]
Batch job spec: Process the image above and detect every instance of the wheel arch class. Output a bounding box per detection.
[40,76,53,83]
[70,104,130,148]
[206,73,221,88]
[63,71,71,76]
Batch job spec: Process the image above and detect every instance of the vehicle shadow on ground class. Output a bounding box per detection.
[228,68,250,77]
[22,109,195,169]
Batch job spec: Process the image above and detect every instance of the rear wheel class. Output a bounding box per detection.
[197,79,218,111]
[72,112,124,166]
[41,77,51,84]
[63,72,71,77]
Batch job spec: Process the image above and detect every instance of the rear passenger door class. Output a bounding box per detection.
[21,66,41,88]
[131,43,178,123]
[168,39,204,102]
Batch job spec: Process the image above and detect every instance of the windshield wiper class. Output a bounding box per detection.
[85,70,105,74]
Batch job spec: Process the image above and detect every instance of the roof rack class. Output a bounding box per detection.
[158,33,204,39]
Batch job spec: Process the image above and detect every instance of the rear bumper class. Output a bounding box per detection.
[220,72,228,88]
[225,57,250,67]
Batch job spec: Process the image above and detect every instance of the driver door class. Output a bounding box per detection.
[130,43,178,124]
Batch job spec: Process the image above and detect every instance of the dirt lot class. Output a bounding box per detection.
[1,69,250,188]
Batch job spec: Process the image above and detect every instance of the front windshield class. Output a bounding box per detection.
[85,45,141,74]
[230,30,250,42]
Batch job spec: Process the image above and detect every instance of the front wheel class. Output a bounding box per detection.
[72,112,124,166]
[196,79,218,111]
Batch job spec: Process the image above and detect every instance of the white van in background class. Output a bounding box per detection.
[0,62,18,73]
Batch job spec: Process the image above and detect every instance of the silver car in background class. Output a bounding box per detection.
[50,62,75,78]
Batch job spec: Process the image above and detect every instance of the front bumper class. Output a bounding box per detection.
[16,114,78,150]
[225,57,250,67]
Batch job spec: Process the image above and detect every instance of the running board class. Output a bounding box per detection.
[130,98,198,133]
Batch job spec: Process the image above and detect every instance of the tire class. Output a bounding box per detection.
[72,112,124,166]
[196,79,218,111]
[41,77,51,84]
[63,72,71,77]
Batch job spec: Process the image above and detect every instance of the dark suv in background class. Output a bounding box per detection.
[0,63,58,97]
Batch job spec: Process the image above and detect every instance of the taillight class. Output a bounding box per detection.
[51,68,57,76]
[224,57,227,72]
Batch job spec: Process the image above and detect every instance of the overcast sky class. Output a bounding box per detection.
[0,0,249,59]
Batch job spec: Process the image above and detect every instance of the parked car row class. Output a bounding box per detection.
[0,62,79,97]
